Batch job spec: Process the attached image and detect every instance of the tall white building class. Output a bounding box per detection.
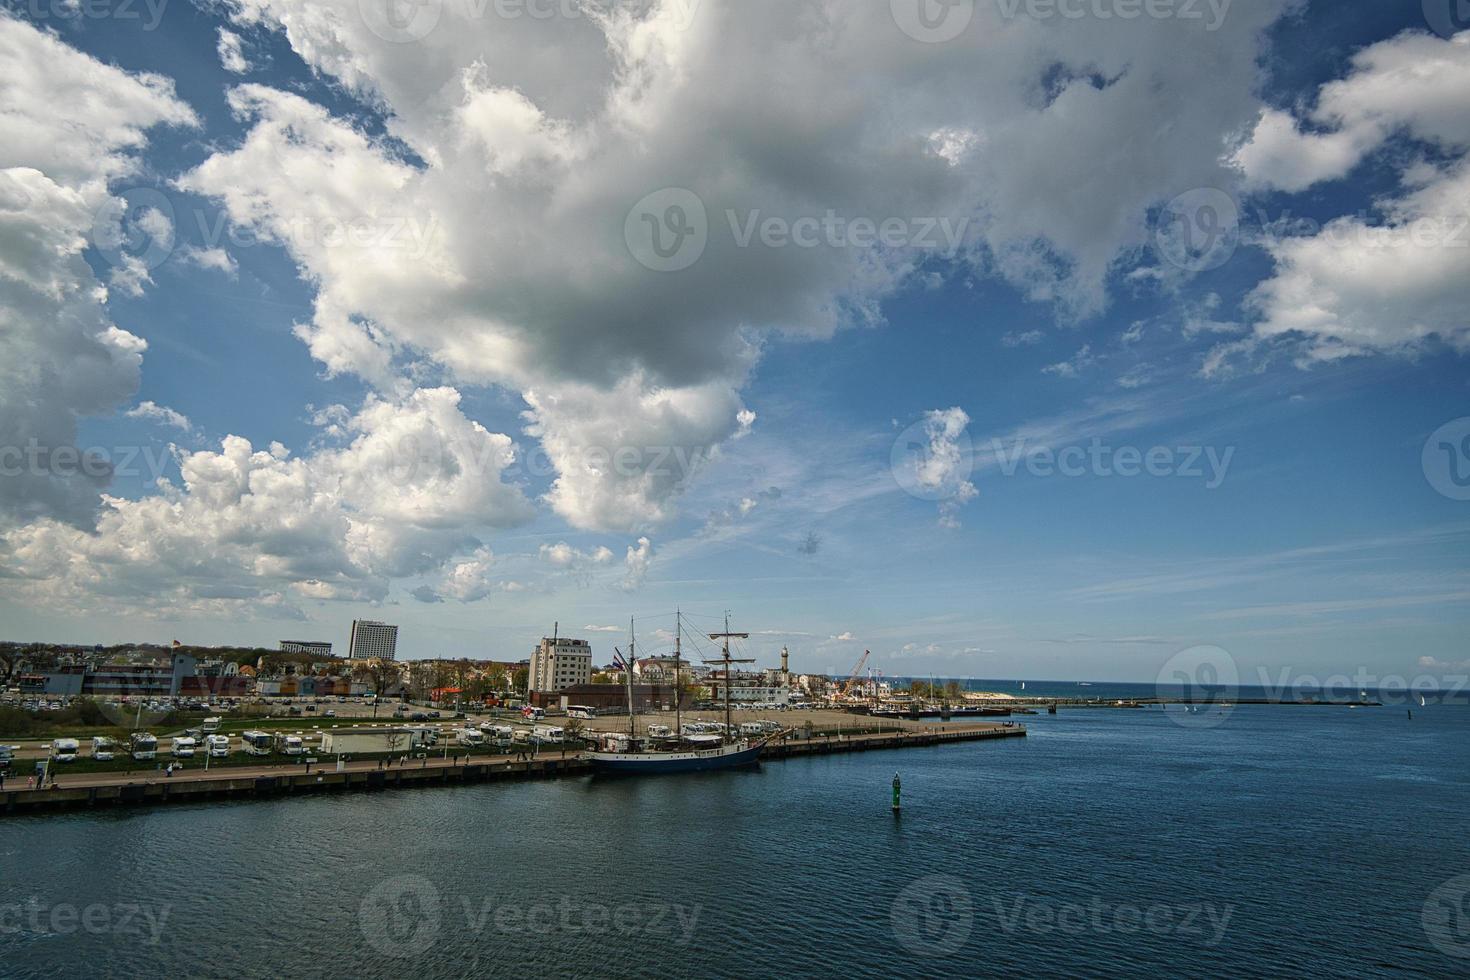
[349,620,398,661]
[529,635,592,693]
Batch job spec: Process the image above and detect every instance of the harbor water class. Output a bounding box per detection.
[3,703,1468,977]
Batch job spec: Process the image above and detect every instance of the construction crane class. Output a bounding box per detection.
[838,650,870,700]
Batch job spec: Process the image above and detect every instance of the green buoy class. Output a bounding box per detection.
[892,772,901,813]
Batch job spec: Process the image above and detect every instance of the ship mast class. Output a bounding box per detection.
[706,611,752,741]
[627,616,637,739]
[674,609,683,741]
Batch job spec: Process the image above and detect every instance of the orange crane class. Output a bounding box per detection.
[838,650,870,700]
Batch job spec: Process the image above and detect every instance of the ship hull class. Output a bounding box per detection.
[582,741,763,774]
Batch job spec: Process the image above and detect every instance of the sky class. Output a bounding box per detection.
[0,0,1467,685]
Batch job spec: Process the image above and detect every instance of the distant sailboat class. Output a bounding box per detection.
[1020,681,1026,691]
[1419,694,1427,708]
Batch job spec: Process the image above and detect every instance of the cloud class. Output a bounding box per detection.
[216,28,250,74]
[0,15,198,188]
[900,407,979,528]
[1001,330,1044,347]
[2,388,535,615]
[430,546,498,603]
[0,16,196,526]
[179,0,1293,534]
[622,536,653,591]
[830,632,855,642]
[179,244,239,277]
[539,541,614,568]
[522,372,750,532]
[1042,345,1096,378]
[1240,31,1470,361]
[703,486,781,531]
[938,480,979,530]
[125,401,193,432]
[1114,365,1154,390]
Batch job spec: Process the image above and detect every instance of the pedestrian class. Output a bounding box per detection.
[27,775,35,791]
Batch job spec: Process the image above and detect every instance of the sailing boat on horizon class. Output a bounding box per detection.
[580,612,775,774]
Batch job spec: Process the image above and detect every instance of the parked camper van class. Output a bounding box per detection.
[129,732,158,761]
[455,727,485,747]
[201,716,222,734]
[90,736,118,761]
[240,731,274,756]
[50,738,80,763]
[206,734,230,758]
[171,736,197,758]
[531,724,565,745]
[280,735,305,756]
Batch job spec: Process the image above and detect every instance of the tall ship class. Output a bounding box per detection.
[581,613,776,775]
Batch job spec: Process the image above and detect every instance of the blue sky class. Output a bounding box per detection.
[1,0,1467,684]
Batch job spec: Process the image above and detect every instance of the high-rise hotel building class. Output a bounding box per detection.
[348,620,399,661]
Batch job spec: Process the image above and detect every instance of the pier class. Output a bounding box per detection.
[0,722,1025,814]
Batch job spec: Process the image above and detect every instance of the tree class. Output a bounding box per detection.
[353,659,402,698]
[0,645,21,688]
[510,666,528,694]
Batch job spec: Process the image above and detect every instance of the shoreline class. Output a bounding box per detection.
[0,722,1025,814]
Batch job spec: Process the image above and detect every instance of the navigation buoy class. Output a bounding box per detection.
[892,772,901,813]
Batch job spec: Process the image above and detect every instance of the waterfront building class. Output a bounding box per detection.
[280,640,333,657]
[633,656,689,685]
[18,653,202,698]
[529,683,689,713]
[704,668,792,705]
[348,620,398,661]
[528,634,592,693]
